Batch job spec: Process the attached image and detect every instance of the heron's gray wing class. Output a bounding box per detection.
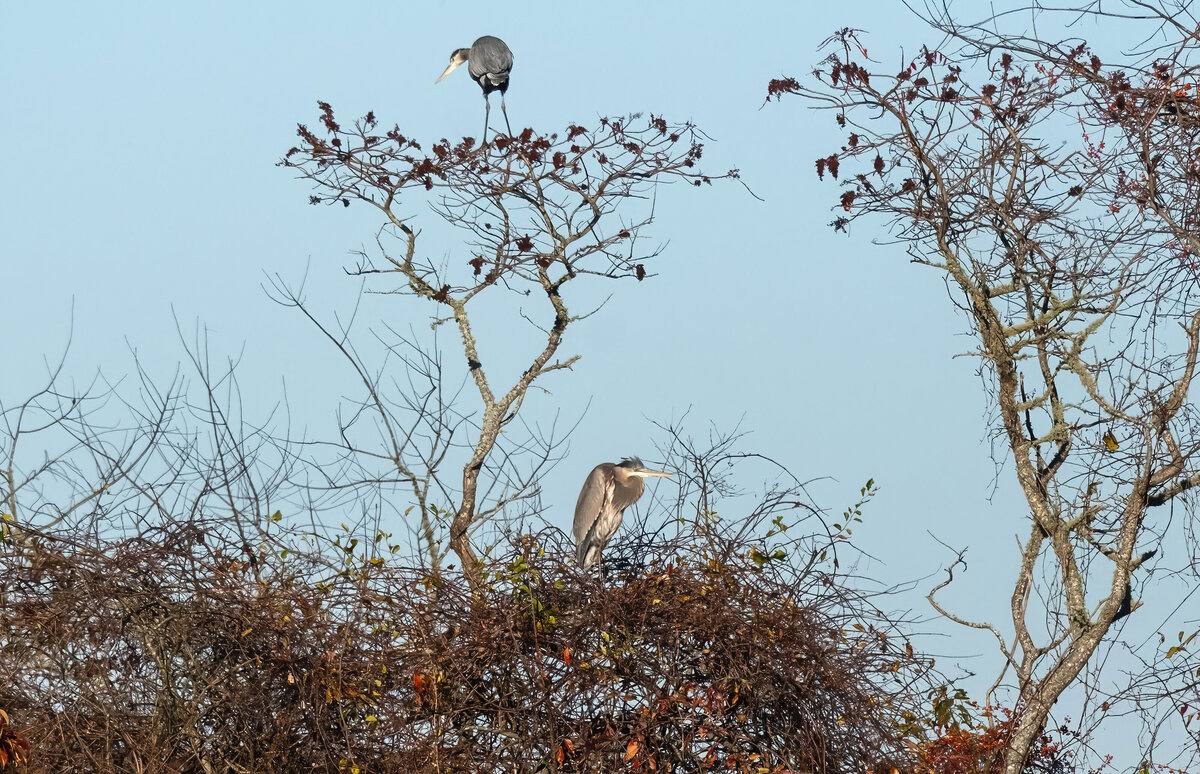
[468,36,513,84]
[572,465,608,546]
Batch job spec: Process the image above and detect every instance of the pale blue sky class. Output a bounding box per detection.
[2,1,1174,765]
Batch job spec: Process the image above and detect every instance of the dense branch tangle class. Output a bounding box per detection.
[282,104,730,592]
[777,24,1200,774]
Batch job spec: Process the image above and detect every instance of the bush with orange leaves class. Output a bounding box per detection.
[894,698,1131,774]
[0,710,30,770]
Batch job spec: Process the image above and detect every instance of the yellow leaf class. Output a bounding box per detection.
[241,628,253,637]
[1103,431,1119,451]
[624,739,638,762]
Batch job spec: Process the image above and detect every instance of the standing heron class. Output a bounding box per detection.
[573,457,671,569]
[435,35,514,145]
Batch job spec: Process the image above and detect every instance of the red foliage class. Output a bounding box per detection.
[317,100,339,133]
[910,705,1090,774]
[0,710,30,769]
[766,77,801,102]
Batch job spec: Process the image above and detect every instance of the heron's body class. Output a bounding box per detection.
[572,458,671,569]
[436,35,514,143]
[463,35,512,95]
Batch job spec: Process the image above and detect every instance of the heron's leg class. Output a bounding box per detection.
[501,93,513,138]
[482,95,491,147]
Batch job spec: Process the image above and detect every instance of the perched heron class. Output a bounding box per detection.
[573,457,671,569]
[436,35,514,144]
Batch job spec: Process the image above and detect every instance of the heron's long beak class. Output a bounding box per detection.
[636,469,672,478]
[436,61,460,83]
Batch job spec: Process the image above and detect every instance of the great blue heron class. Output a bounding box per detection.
[573,457,671,569]
[436,35,514,145]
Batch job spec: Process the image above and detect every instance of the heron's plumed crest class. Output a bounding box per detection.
[617,457,645,469]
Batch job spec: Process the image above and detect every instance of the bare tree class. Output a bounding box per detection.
[279,106,736,593]
[772,4,1200,770]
